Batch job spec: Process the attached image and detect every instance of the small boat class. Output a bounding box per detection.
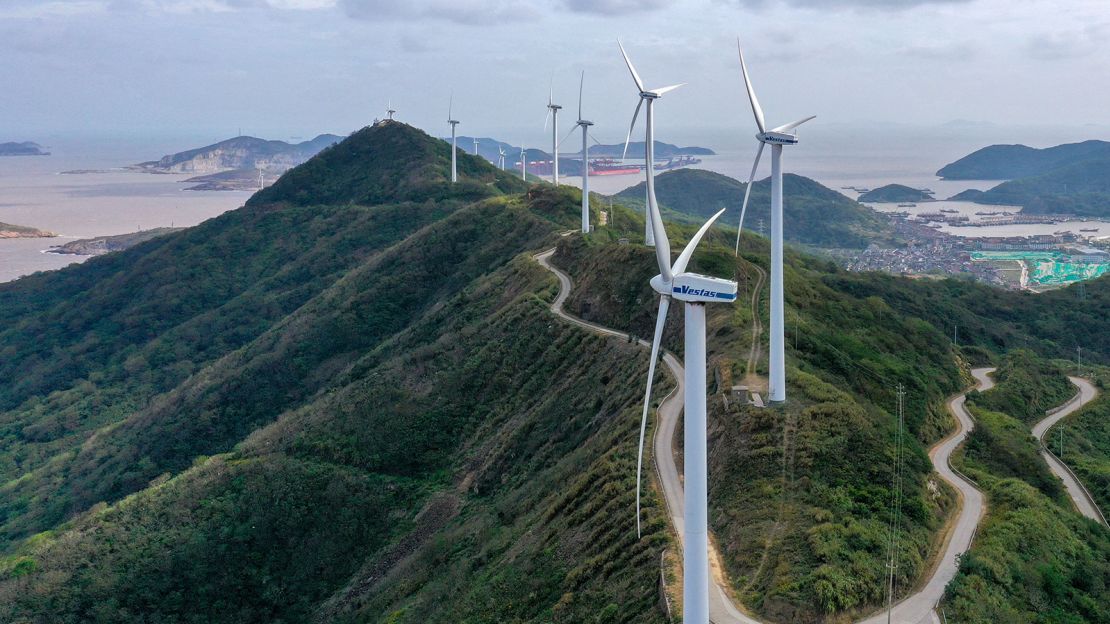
[897,203,917,208]
[841,186,855,190]
[940,208,959,214]
[975,211,1000,216]
[856,188,871,193]
[1081,228,1099,233]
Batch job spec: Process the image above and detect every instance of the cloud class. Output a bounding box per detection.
[726,0,973,9]
[900,41,978,60]
[1024,24,1106,61]
[340,0,539,24]
[562,0,669,14]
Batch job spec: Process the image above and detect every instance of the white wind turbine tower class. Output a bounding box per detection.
[574,71,594,233]
[732,38,814,405]
[473,137,480,155]
[497,146,507,170]
[519,145,527,181]
[386,99,396,121]
[447,96,460,183]
[257,166,264,190]
[618,41,683,248]
[634,200,738,624]
[544,83,562,186]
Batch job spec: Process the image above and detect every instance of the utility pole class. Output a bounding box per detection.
[953,325,958,347]
[1059,427,1064,459]
[1077,346,1082,376]
[886,384,906,624]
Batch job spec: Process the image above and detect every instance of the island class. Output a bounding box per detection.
[0,142,50,157]
[938,140,1110,217]
[0,222,56,238]
[131,134,343,191]
[46,228,181,256]
[857,184,935,203]
[937,140,1110,180]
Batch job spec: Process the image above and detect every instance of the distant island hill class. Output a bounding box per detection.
[0,142,50,157]
[132,134,344,191]
[449,136,714,177]
[938,140,1110,218]
[857,184,935,203]
[0,222,55,239]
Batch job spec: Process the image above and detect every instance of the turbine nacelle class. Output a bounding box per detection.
[577,119,594,127]
[758,131,799,145]
[650,273,738,303]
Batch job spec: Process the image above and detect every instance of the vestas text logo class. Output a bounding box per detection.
[673,285,737,300]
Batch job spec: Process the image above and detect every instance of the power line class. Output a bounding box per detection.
[886,383,906,624]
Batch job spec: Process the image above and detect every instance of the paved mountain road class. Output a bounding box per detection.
[1030,377,1106,526]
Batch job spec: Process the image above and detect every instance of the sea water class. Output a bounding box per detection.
[0,136,245,283]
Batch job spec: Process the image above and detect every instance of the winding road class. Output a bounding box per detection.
[533,249,1083,623]
[1030,377,1107,526]
[856,367,994,624]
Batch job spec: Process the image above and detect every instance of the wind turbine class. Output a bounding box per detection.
[473,137,480,155]
[497,146,507,170]
[634,197,738,624]
[447,96,460,183]
[257,166,264,190]
[618,41,683,248]
[544,81,562,186]
[386,99,396,121]
[519,145,527,181]
[732,38,814,405]
[574,71,594,233]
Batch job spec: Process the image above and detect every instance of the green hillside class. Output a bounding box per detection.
[947,353,1110,623]
[964,352,1073,500]
[954,157,1110,217]
[614,168,898,248]
[0,121,1108,623]
[1048,367,1110,514]
[937,140,1110,180]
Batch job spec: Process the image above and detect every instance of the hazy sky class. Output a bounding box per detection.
[2,0,1108,146]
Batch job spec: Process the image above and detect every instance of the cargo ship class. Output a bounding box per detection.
[524,155,701,177]
[589,158,642,176]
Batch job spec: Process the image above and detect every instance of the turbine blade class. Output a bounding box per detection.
[544,108,552,133]
[448,93,453,121]
[622,98,644,161]
[735,142,765,256]
[578,70,585,121]
[651,83,686,97]
[558,124,578,150]
[636,295,670,538]
[618,39,645,92]
[589,132,603,147]
[673,207,728,275]
[771,115,817,134]
[737,38,766,134]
